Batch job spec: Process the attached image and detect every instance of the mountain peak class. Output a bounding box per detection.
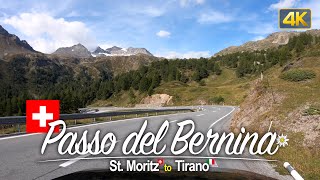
[106,46,122,52]
[52,44,92,58]
[0,25,36,57]
[74,43,85,47]
[126,47,153,56]
[93,46,108,54]
[0,25,9,36]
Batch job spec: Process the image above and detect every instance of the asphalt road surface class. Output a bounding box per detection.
[0,106,292,180]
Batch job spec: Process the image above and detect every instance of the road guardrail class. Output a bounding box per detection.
[0,108,194,125]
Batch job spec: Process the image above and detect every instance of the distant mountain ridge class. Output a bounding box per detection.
[52,44,153,58]
[214,30,320,56]
[92,46,153,57]
[0,25,36,58]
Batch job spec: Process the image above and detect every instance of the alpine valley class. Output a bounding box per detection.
[0,24,320,178]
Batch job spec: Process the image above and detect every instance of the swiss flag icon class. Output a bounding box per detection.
[26,100,60,133]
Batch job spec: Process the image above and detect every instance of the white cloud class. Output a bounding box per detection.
[3,12,95,53]
[98,42,126,50]
[125,5,165,18]
[195,0,205,4]
[99,43,115,49]
[198,11,233,24]
[156,30,171,38]
[157,51,210,59]
[253,36,265,41]
[180,0,205,7]
[141,7,165,17]
[268,0,299,11]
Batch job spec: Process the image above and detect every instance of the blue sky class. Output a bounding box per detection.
[0,0,319,58]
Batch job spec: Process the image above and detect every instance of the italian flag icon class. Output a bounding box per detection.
[206,158,218,167]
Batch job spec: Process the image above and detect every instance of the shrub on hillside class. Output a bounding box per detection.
[303,107,320,116]
[199,80,206,86]
[209,96,225,104]
[280,69,316,82]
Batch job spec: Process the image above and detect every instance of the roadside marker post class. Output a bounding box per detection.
[284,162,304,180]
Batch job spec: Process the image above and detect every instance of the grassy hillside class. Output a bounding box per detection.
[266,57,319,179]
[154,68,252,105]
[90,68,253,107]
[230,55,320,179]
[0,53,156,115]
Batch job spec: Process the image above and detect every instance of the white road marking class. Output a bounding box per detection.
[206,107,236,157]
[0,133,41,141]
[169,120,179,123]
[212,111,217,112]
[59,153,91,168]
[196,114,205,117]
[209,107,235,128]
[59,141,117,167]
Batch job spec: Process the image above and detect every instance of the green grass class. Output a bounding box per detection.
[266,132,320,180]
[253,57,320,179]
[154,68,253,106]
[90,90,146,107]
[267,58,320,115]
[90,68,254,107]
[280,69,316,82]
[303,106,320,116]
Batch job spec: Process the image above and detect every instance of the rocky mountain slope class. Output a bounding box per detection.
[215,30,320,56]
[0,25,157,92]
[93,46,109,54]
[52,43,92,58]
[0,25,36,58]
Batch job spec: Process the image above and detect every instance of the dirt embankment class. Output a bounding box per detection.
[231,79,320,148]
[135,94,173,108]
[231,79,285,133]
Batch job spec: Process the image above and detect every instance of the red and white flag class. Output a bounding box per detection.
[157,158,164,166]
[206,158,218,167]
[26,100,60,133]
